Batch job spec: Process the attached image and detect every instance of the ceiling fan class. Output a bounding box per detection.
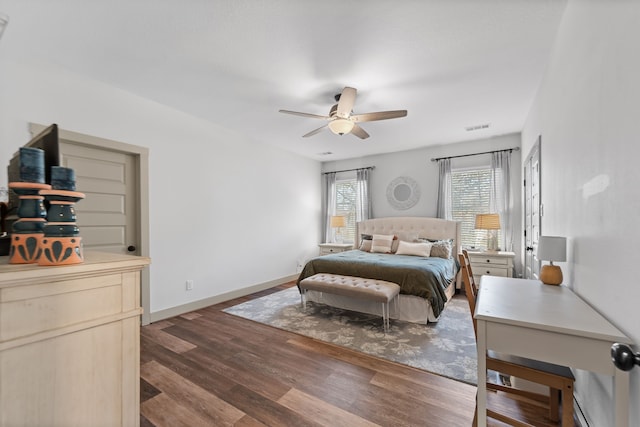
[279,86,407,139]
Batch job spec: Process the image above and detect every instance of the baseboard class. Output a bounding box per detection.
[146,274,298,325]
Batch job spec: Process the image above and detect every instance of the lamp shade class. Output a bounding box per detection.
[328,118,355,135]
[330,215,346,228]
[536,236,566,262]
[475,213,501,230]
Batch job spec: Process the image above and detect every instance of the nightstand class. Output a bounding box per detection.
[318,243,353,255]
[466,250,515,283]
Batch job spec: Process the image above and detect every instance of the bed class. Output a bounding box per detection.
[297,216,461,323]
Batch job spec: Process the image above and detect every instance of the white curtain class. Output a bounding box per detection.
[321,172,337,243]
[436,158,452,220]
[490,151,513,251]
[355,168,372,222]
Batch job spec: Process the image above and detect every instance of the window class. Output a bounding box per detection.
[334,176,357,243]
[451,167,503,250]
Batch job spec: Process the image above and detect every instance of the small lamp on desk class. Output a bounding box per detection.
[330,215,346,243]
[536,236,566,285]
[475,213,501,251]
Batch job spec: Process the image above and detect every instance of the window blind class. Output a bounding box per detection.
[451,168,503,250]
[335,178,357,243]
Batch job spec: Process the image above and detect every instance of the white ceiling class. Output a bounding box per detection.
[1,0,567,161]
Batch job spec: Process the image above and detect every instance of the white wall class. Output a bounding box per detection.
[522,1,640,425]
[0,56,321,314]
[322,133,523,273]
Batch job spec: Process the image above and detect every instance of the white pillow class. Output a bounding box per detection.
[391,231,419,253]
[395,240,432,257]
[371,234,395,253]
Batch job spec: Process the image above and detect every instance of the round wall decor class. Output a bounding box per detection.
[386,176,420,210]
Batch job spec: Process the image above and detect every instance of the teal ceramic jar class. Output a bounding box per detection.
[16,196,47,219]
[46,203,76,222]
[43,223,80,237]
[19,147,45,183]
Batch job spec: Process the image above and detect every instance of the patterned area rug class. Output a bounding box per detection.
[223,287,478,385]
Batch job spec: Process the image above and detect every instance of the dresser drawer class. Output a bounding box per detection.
[473,266,509,277]
[318,243,353,256]
[466,251,515,279]
[320,247,341,255]
[472,256,509,265]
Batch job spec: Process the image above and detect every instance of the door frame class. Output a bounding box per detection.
[523,136,541,280]
[30,123,151,325]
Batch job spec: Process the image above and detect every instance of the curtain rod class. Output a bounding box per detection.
[430,147,520,162]
[322,166,375,175]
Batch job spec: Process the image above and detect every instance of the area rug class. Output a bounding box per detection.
[223,287,478,385]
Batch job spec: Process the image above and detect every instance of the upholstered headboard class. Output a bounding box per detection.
[356,216,462,258]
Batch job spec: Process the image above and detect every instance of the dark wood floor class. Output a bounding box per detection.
[140,282,575,426]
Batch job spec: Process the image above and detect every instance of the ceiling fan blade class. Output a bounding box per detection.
[351,110,407,122]
[303,125,328,138]
[279,110,329,120]
[350,124,370,139]
[336,87,357,118]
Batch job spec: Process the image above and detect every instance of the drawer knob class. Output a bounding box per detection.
[486,259,490,263]
[486,271,491,274]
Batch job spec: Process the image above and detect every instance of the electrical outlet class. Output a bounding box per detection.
[186,280,194,291]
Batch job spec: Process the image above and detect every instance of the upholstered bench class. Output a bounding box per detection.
[298,273,401,332]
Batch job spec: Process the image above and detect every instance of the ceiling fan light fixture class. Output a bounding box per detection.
[328,118,354,135]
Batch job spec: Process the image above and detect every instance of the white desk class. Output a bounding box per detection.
[475,276,631,427]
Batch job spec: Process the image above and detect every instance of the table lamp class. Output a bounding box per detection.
[330,215,346,243]
[536,236,566,285]
[475,213,500,251]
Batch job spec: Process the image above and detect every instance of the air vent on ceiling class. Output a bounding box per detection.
[465,123,491,132]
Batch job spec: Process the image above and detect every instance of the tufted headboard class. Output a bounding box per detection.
[356,216,461,257]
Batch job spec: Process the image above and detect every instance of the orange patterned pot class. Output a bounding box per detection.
[9,233,44,264]
[38,237,84,266]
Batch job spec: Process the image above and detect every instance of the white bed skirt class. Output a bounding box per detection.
[303,283,457,324]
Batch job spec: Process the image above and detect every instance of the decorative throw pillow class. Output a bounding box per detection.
[391,231,419,253]
[359,239,372,252]
[429,240,453,259]
[359,234,373,252]
[395,240,432,257]
[371,234,395,253]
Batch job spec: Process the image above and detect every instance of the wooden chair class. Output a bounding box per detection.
[459,250,575,426]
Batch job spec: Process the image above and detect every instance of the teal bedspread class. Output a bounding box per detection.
[296,250,458,317]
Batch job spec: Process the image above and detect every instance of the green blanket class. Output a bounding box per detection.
[296,250,458,318]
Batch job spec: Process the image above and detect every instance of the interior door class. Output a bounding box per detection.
[523,137,541,279]
[29,122,150,325]
[59,141,138,254]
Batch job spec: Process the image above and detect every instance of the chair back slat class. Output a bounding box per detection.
[458,251,478,337]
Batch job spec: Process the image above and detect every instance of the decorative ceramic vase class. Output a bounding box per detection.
[39,189,85,266]
[8,182,51,264]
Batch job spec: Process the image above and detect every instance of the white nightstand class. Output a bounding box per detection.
[318,243,353,255]
[466,250,515,283]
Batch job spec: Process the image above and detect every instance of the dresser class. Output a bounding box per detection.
[466,250,515,282]
[0,251,150,427]
[318,242,353,255]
